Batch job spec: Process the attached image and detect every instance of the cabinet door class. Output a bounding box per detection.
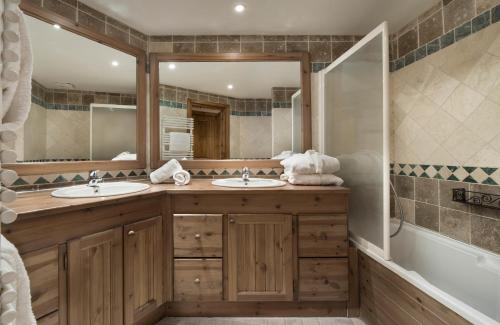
[124,216,163,325]
[68,227,123,325]
[227,214,293,301]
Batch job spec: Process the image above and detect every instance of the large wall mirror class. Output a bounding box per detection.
[150,54,311,169]
[4,5,147,175]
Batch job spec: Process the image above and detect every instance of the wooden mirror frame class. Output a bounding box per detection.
[149,53,311,170]
[4,2,148,176]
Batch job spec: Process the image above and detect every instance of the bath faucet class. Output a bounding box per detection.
[242,167,250,182]
[88,170,103,192]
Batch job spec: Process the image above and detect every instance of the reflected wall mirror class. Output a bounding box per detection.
[4,4,147,176]
[150,53,311,169]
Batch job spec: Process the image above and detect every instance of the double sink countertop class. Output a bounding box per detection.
[8,179,350,219]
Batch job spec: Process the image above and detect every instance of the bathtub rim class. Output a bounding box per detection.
[351,222,500,325]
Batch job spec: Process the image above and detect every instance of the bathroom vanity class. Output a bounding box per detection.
[4,180,352,325]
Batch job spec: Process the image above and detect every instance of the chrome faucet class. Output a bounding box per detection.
[88,170,103,192]
[242,167,250,182]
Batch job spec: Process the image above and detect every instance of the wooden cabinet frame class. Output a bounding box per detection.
[6,2,148,176]
[149,52,312,170]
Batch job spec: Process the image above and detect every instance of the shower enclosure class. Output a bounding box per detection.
[319,22,391,259]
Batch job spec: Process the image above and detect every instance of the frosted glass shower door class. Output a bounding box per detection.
[320,22,390,259]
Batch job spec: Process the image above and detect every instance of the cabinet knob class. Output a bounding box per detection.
[194,278,201,284]
[194,233,201,239]
[128,230,135,236]
[229,219,235,223]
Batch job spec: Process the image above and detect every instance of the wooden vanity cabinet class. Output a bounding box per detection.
[67,227,124,325]
[227,214,293,301]
[124,217,164,325]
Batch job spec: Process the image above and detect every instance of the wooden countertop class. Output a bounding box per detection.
[7,179,349,218]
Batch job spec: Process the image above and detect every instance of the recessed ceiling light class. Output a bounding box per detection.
[168,63,176,70]
[227,84,234,89]
[234,4,245,13]
[53,24,61,30]
[111,60,119,67]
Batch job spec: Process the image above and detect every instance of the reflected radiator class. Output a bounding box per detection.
[160,116,194,160]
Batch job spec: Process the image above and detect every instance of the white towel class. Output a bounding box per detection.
[169,132,191,152]
[1,7,33,132]
[284,173,344,186]
[111,151,137,161]
[0,235,36,325]
[272,150,294,160]
[280,150,340,175]
[173,170,190,186]
[149,159,182,184]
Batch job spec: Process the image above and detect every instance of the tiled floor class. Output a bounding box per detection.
[157,317,366,325]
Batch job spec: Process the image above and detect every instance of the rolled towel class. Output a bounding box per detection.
[173,170,191,186]
[286,174,344,186]
[281,150,340,175]
[150,159,182,184]
[1,283,17,304]
[0,260,16,285]
[0,303,16,324]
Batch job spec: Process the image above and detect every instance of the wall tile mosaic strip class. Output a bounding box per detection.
[32,79,137,111]
[159,84,276,116]
[391,174,500,255]
[390,2,500,72]
[391,163,500,185]
[25,0,147,50]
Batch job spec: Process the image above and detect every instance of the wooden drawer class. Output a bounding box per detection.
[22,246,60,319]
[174,259,223,302]
[174,214,223,257]
[298,215,348,257]
[299,258,348,301]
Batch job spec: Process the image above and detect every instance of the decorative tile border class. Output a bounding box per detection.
[390,3,500,72]
[187,167,282,178]
[159,100,273,117]
[391,163,499,185]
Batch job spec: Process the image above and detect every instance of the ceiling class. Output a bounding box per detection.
[27,15,137,93]
[159,62,301,98]
[80,0,439,36]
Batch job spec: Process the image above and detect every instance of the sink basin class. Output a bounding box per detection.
[51,182,150,198]
[212,178,286,188]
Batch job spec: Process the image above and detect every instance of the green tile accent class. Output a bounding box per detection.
[409,164,417,168]
[493,4,500,24]
[435,173,444,180]
[426,38,440,55]
[34,177,50,185]
[115,172,126,178]
[197,170,207,176]
[12,178,29,186]
[53,175,67,183]
[140,171,147,176]
[72,174,85,182]
[221,170,230,176]
[268,170,278,176]
[433,165,443,171]
[208,170,218,176]
[447,166,458,172]
[472,10,491,33]
[440,30,455,48]
[102,172,113,178]
[481,167,497,175]
[416,46,426,61]
[128,171,137,177]
[404,52,416,65]
[455,21,471,41]
[447,174,459,181]
[257,170,266,176]
[409,171,417,176]
[483,177,498,185]
[233,170,241,176]
[464,166,477,173]
[420,172,429,178]
[463,176,477,183]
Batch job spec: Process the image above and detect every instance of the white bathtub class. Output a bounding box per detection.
[354,223,500,325]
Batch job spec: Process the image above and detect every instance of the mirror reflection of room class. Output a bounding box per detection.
[158,61,302,160]
[13,15,138,163]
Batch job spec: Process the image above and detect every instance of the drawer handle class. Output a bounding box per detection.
[229,219,235,223]
[194,233,201,239]
[194,278,201,284]
[128,230,135,236]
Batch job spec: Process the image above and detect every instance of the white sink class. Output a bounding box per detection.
[212,178,286,188]
[51,182,150,198]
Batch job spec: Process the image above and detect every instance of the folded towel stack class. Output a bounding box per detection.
[149,159,191,186]
[0,235,37,325]
[280,150,344,186]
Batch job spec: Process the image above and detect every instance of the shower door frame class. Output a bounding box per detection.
[319,22,391,260]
